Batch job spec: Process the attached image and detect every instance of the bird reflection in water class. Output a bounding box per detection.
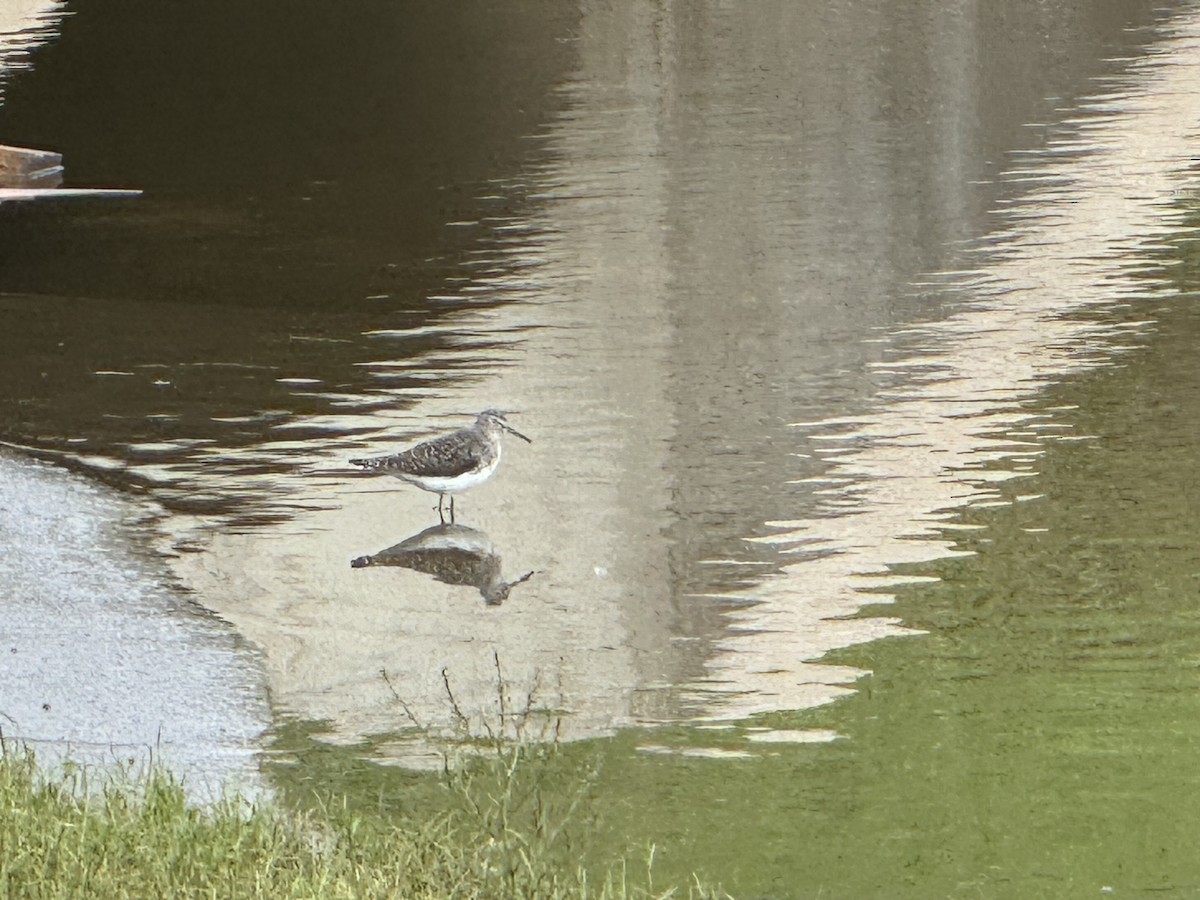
[351,523,533,606]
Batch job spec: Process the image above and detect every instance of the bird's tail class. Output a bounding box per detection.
[352,454,406,472]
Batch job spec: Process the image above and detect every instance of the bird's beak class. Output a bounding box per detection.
[503,422,532,443]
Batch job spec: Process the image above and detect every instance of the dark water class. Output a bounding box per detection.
[0,0,579,520]
[4,0,1200,894]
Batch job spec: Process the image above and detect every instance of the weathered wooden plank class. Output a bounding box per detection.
[0,143,141,198]
[0,143,63,186]
[0,187,142,201]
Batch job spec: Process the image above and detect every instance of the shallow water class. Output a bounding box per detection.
[0,451,267,796]
[3,0,1200,893]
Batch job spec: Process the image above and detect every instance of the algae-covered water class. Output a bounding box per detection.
[262,265,1200,899]
[618,300,1200,896]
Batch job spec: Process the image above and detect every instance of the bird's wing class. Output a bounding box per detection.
[382,429,489,478]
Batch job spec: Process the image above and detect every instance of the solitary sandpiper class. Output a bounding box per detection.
[350,409,531,518]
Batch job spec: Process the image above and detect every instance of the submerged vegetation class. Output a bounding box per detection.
[0,741,726,899]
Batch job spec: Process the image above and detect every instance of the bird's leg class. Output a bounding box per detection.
[436,492,446,522]
[449,495,456,524]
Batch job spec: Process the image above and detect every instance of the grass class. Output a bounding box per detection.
[0,740,728,899]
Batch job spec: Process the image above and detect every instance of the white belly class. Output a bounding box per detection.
[400,452,500,494]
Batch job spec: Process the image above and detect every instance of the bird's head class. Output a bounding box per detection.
[477,409,532,443]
